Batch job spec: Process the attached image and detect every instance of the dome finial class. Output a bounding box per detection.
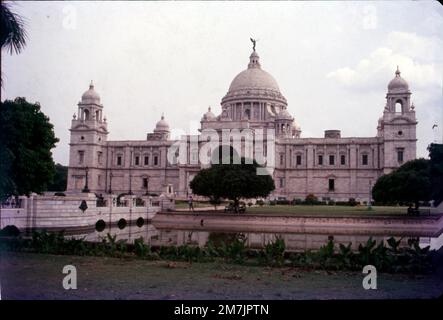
[89,80,94,89]
[208,106,211,112]
[396,66,401,76]
[161,112,164,120]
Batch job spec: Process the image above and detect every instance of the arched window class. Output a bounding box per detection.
[395,100,402,113]
[84,109,90,120]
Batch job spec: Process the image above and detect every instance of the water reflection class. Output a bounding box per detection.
[70,222,443,251]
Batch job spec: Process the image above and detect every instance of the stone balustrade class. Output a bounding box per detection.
[0,192,175,231]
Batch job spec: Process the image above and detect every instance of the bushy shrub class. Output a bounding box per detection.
[305,193,318,205]
[0,225,20,237]
[256,199,265,207]
[262,237,286,266]
[348,198,358,206]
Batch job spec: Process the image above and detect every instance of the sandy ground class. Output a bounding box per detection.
[1,252,442,300]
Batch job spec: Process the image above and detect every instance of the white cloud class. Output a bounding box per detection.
[326,31,443,90]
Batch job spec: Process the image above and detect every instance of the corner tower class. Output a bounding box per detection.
[380,67,417,173]
[67,81,109,192]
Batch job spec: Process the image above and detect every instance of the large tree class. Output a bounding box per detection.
[0,98,59,200]
[190,158,275,212]
[47,163,68,192]
[372,159,431,210]
[428,143,443,206]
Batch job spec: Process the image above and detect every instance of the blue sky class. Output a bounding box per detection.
[1,1,442,164]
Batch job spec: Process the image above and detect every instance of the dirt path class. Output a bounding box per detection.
[1,252,442,300]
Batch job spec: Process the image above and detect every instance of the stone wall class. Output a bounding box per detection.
[0,192,174,231]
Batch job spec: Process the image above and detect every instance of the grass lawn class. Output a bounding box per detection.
[1,252,442,300]
[245,205,417,216]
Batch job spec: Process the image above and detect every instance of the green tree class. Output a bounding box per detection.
[428,143,443,206]
[372,159,431,210]
[190,158,275,212]
[0,98,59,200]
[47,163,68,192]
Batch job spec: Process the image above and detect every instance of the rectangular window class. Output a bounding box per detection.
[329,155,335,165]
[97,151,102,165]
[117,155,122,166]
[142,178,148,189]
[280,154,284,166]
[144,156,149,165]
[397,149,404,163]
[340,154,346,165]
[135,156,140,166]
[362,154,368,165]
[318,155,323,165]
[279,177,285,188]
[328,179,335,191]
[78,151,84,165]
[97,175,102,187]
[154,155,158,166]
[296,155,302,166]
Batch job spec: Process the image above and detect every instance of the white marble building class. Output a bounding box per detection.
[67,47,417,201]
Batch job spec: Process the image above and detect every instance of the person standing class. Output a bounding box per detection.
[188,195,194,212]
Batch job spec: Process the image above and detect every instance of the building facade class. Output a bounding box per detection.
[67,48,417,201]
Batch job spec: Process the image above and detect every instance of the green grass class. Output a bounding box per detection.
[246,205,409,216]
[175,201,228,209]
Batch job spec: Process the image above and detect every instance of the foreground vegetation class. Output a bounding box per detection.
[0,229,434,274]
[2,252,442,300]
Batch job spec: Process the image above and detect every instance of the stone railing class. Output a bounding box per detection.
[0,192,175,231]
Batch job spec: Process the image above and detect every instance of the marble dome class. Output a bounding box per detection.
[221,51,287,105]
[81,81,100,104]
[388,67,409,93]
[154,115,169,132]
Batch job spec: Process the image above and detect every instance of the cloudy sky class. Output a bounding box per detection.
[2,1,442,164]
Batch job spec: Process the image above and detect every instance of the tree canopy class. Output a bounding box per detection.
[428,143,443,205]
[47,163,68,192]
[0,98,59,200]
[190,158,275,211]
[372,158,431,208]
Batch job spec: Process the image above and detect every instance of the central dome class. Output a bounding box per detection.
[222,51,286,105]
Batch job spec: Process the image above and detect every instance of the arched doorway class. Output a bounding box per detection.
[211,145,240,164]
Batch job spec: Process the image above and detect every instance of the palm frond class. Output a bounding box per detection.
[0,2,27,54]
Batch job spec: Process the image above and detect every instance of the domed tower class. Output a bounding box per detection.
[67,81,108,192]
[381,67,417,173]
[275,108,295,138]
[147,114,170,140]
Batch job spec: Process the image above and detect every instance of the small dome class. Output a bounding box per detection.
[154,114,169,132]
[81,81,100,104]
[388,67,409,93]
[276,108,293,120]
[293,120,301,130]
[202,107,216,121]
